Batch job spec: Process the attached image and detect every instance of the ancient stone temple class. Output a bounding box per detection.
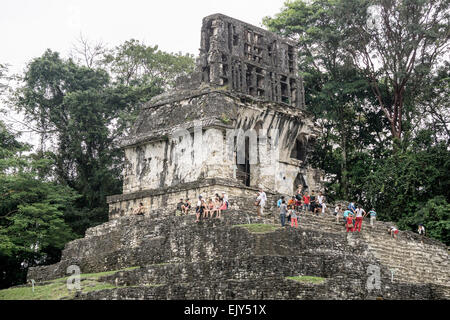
[107,13,322,220]
[25,14,449,300]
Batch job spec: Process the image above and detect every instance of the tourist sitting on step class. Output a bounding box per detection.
[313,199,322,216]
[183,198,191,215]
[133,202,145,216]
[204,198,217,218]
[221,192,229,209]
[219,196,227,213]
[295,197,302,212]
[288,196,296,207]
[346,211,354,232]
[290,205,298,228]
[176,199,184,216]
[334,204,342,223]
[295,188,303,208]
[388,226,399,239]
[214,197,222,218]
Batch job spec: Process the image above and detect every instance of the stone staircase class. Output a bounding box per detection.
[264,207,450,296]
[26,207,449,300]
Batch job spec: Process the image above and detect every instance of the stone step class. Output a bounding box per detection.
[75,275,448,300]
[97,254,384,287]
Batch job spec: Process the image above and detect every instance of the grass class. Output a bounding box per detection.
[285,276,326,284]
[49,266,140,283]
[234,223,281,233]
[0,279,117,300]
[0,266,140,300]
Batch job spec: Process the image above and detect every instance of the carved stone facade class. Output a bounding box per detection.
[107,14,322,219]
[198,14,305,108]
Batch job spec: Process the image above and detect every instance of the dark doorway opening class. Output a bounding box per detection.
[236,136,251,186]
[290,138,307,162]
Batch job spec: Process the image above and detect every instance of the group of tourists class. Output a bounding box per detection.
[132,184,427,240]
[276,185,380,233]
[276,185,328,228]
[192,192,229,222]
[277,185,327,215]
[334,202,377,232]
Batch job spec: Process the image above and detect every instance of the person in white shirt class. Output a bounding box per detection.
[418,224,426,236]
[256,188,267,217]
[389,226,399,239]
[334,204,342,223]
[221,192,229,209]
[354,205,366,232]
[317,191,326,214]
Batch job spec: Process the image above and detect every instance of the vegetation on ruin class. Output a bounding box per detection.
[286,276,326,284]
[220,113,232,124]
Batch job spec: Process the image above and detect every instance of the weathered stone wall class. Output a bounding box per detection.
[107,178,278,220]
[198,14,305,108]
[118,90,321,199]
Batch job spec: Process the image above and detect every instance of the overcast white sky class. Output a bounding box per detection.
[0,0,287,145]
[1,0,286,74]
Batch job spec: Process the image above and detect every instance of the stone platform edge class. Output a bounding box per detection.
[106,178,277,204]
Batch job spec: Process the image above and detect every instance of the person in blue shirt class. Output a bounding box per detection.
[348,202,356,214]
[277,196,285,208]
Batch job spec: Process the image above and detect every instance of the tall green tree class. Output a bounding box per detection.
[264,0,450,245]
[13,50,126,235]
[0,120,78,288]
[103,39,195,89]
[13,43,195,237]
[338,0,450,143]
[264,0,387,199]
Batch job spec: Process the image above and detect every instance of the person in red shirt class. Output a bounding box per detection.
[302,192,310,212]
[346,212,354,232]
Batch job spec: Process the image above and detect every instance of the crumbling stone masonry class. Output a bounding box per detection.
[107,14,322,219]
[198,14,305,108]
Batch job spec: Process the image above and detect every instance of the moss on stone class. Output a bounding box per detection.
[285,276,326,284]
[50,266,140,283]
[220,113,231,124]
